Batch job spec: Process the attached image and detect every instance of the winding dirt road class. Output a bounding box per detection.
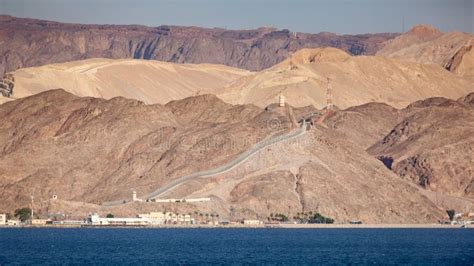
[102,121,309,206]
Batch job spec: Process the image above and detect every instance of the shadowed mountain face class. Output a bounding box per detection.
[0,15,398,74]
[368,96,474,200]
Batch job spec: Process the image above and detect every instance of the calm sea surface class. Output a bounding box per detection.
[0,228,473,265]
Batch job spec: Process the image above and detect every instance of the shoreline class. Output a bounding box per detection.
[0,223,469,229]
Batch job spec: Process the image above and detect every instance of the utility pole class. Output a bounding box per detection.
[289,52,293,69]
[30,194,34,221]
[326,77,333,110]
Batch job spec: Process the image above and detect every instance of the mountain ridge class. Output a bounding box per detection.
[4,47,472,108]
[3,90,470,223]
[376,25,474,80]
[0,15,398,75]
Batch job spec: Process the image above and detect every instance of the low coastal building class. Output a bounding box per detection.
[52,220,85,225]
[88,214,148,226]
[243,220,263,225]
[31,219,51,225]
[138,212,194,224]
[149,198,210,203]
[219,220,230,225]
[0,213,6,225]
[86,212,194,226]
[7,219,20,226]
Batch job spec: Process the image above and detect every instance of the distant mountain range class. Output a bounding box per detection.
[0,15,398,74]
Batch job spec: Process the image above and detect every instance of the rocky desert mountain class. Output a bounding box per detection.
[377,25,474,80]
[217,47,473,108]
[0,15,398,75]
[3,47,472,109]
[0,15,472,225]
[3,90,470,223]
[0,58,250,104]
[325,93,474,208]
[368,95,474,199]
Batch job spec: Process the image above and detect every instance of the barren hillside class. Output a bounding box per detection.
[323,93,474,206]
[217,47,473,108]
[368,95,474,199]
[5,47,471,108]
[324,102,403,149]
[377,25,474,80]
[0,90,456,223]
[1,58,250,104]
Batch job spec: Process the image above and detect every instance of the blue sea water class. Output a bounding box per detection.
[0,228,473,265]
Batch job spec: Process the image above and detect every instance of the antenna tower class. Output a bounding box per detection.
[30,194,34,221]
[326,77,333,110]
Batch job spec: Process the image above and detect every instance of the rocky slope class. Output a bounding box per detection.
[0,15,398,75]
[368,95,474,199]
[0,90,454,223]
[377,25,474,80]
[445,44,474,80]
[324,102,403,149]
[325,93,474,204]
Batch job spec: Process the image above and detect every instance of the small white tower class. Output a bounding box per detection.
[279,94,285,107]
[132,191,137,201]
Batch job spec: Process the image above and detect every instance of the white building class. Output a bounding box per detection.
[31,219,51,225]
[138,212,194,225]
[87,212,194,226]
[243,219,263,225]
[150,198,210,203]
[7,220,20,226]
[88,214,149,226]
[0,214,6,225]
[52,220,85,225]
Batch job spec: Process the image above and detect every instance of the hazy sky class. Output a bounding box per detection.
[0,0,472,34]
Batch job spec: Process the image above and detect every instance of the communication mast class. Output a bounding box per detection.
[30,194,34,221]
[288,52,294,69]
[288,52,298,70]
[326,77,333,110]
